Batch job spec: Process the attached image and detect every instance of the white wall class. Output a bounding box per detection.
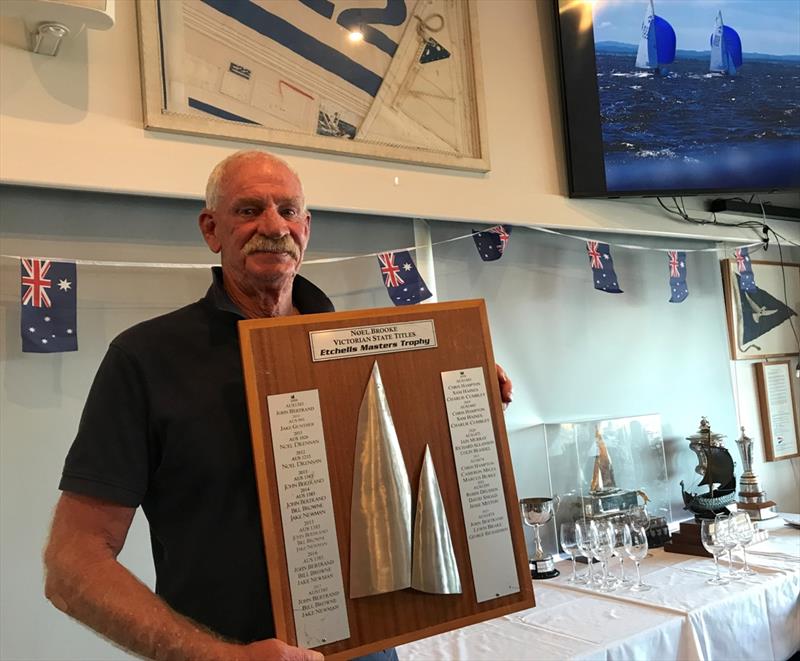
[0,0,798,243]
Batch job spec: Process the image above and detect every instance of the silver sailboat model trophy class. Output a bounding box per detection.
[350,361,413,598]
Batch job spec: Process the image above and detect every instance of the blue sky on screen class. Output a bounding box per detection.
[591,1,800,56]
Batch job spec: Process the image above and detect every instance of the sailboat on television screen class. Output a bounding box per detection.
[635,0,676,74]
[709,11,743,76]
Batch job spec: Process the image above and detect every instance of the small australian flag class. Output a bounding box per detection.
[472,225,512,262]
[586,241,623,293]
[734,247,756,292]
[21,258,78,353]
[377,251,432,306]
[668,250,689,303]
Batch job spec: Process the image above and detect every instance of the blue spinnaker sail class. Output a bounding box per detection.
[710,11,743,75]
[636,1,676,70]
[723,26,743,68]
[653,16,676,64]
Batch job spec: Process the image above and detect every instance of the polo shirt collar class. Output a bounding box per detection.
[205,266,334,317]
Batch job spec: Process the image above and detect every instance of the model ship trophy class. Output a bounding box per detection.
[666,417,737,557]
[734,427,777,521]
[520,496,560,579]
[679,417,736,518]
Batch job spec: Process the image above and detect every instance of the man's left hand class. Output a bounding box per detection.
[496,364,513,410]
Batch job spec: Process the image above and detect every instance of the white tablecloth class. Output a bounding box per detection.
[397,522,800,661]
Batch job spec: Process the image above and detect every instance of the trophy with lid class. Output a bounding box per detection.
[734,427,778,521]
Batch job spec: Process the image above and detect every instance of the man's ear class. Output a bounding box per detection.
[199,210,222,253]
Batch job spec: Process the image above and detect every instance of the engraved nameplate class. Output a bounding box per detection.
[267,390,350,648]
[441,367,520,602]
[309,320,437,362]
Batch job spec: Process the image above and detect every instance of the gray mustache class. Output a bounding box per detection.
[242,235,300,261]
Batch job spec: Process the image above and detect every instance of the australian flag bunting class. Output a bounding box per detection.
[377,251,432,306]
[586,241,623,293]
[21,258,78,353]
[473,225,512,262]
[734,247,756,292]
[668,251,689,303]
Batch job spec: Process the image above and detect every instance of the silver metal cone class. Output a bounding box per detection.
[350,361,412,598]
[412,445,462,594]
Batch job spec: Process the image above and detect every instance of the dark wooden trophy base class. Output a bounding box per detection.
[663,519,711,557]
[529,556,560,580]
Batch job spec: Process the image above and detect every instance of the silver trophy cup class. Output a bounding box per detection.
[520,496,560,579]
[734,427,777,521]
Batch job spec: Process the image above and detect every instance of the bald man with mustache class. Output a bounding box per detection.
[44,151,513,661]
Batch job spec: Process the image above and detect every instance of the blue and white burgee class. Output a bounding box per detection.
[668,251,689,303]
[737,277,797,346]
[377,251,432,306]
[734,247,756,292]
[472,225,512,262]
[586,241,623,294]
[21,258,77,353]
[420,37,451,64]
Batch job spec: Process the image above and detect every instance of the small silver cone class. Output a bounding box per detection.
[350,361,412,598]
[412,445,462,594]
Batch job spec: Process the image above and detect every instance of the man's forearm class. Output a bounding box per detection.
[45,552,234,661]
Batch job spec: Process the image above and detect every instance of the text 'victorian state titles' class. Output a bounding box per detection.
[309,320,437,361]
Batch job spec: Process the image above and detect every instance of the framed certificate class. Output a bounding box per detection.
[754,360,800,461]
[238,300,533,660]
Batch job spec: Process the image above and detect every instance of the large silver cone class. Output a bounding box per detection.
[350,361,412,598]
[412,445,462,594]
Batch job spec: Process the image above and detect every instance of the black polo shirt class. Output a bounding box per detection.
[60,267,334,643]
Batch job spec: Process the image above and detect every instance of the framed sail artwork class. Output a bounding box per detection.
[237,300,533,660]
[721,259,800,360]
[135,0,489,171]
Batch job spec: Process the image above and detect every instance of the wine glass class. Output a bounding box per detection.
[611,517,632,586]
[629,505,650,531]
[560,522,585,584]
[589,520,616,592]
[715,514,741,581]
[623,523,652,592]
[700,518,730,585]
[629,506,652,558]
[575,519,599,586]
[732,512,757,578]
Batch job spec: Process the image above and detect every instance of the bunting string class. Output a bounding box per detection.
[10,222,792,352]
[0,225,766,270]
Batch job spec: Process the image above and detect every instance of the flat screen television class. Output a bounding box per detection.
[553,0,800,198]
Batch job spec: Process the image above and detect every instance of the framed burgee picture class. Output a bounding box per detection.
[136,0,489,171]
[754,360,800,462]
[238,300,533,660]
[721,259,800,360]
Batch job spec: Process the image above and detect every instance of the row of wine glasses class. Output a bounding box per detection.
[700,511,758,585]
[560,517,652,592]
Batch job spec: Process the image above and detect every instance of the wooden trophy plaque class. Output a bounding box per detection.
[239,300,534,660]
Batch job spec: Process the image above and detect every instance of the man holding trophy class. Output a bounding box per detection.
[42,150,513,661]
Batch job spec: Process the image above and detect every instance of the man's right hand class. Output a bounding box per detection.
[239,639,323,661]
